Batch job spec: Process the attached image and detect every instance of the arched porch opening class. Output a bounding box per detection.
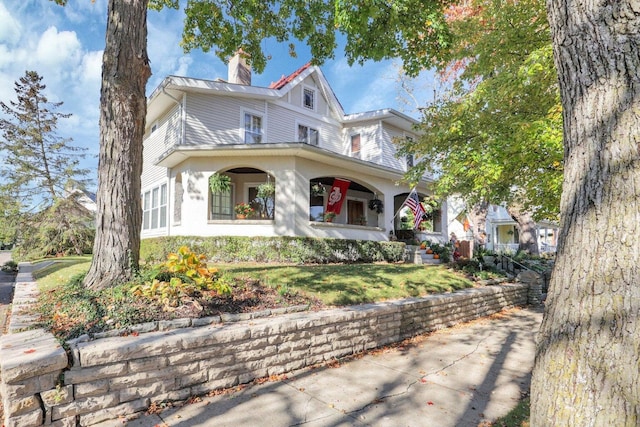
[208,167,276,220]
[309,177,382,227]
[392,192,443,241]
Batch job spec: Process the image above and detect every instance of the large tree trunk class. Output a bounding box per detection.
[531,1,640,425]
[507,205,539,255]
[84,0,150,290]
[468,200,488,246]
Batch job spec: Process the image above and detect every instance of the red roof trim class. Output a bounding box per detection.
[268,62,312,89]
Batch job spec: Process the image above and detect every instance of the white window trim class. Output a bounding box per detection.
[142,183,168,231]
[240,107,265,144]
[350,133,361,157]
[296,121,320,146]
[302,85,316,111]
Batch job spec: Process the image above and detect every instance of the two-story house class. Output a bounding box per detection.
[140,54,447,243]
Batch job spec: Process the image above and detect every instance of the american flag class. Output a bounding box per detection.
[404,188,426,230]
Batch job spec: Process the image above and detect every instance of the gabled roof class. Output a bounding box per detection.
[269,63,311,89]
[146,63,419,133]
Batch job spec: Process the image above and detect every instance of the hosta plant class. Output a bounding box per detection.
[131,246,231,307]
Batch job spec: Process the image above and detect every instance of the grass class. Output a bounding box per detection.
[216,263,474,305]
[28,257,478,342]
[32,256,92,291]
[488,397,530,426]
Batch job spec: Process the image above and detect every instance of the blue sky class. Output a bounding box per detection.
[0,0,436,182]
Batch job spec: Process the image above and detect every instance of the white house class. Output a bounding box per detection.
[140,55,447,243]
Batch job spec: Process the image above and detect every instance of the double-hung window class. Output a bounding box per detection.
[244,112,263,144]
[142,183,167,230]
[298,124,319,146]
[351,134,361,158]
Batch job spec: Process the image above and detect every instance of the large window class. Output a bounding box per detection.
[210,186,233,220]
[298,124,319,146]
[142,183,167,230]
[244,112,263,144]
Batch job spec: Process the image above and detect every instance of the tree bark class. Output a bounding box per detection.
[531,1,640,425]
[84,0,151,290]
[507,204,539,255]
[468,200,488,245]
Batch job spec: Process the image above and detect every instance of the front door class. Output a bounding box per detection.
[347,200,365,225]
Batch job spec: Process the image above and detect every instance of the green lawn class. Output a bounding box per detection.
[28,258,477,341]
[32,256,92,291]
[216,263,474,305]
[31,259,474,306]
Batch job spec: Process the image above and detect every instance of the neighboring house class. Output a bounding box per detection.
[447,199,559,254]
[140,54,447,243]
[484,205,558,254]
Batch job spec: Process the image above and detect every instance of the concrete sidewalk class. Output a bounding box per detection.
[102,306,542,427]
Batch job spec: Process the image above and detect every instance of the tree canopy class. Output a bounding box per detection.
[396,0,562,221]
[178,0,451,76]
[0,71,91,208]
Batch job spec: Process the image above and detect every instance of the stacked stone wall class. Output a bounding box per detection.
[1,277,528,427]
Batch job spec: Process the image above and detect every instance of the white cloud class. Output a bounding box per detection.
[0,2,21,45]
[36,26,82,71]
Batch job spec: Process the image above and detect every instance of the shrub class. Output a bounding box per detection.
[140,236,406,265]
[131,246,231,307]
[1,260,18,273]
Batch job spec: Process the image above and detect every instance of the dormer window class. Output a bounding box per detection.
[298,124,319,146]
[303,87,315,110]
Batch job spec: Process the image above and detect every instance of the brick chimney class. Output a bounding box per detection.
[228,50,251,85]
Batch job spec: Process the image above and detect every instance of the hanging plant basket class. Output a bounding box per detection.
[368,198,384,214]
[209,173,231,194]
[310,182,326,197]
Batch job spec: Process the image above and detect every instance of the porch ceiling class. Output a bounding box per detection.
[155,143,433,185]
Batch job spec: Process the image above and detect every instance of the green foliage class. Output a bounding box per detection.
[452,258,506,281]
[0,71,91,205]
[34,271,166,340]
[208,173,231,194]
[140,236,406,265]
[397,0,562,221]
[1,260,18,273]
[12,195,95,261]
[130,246,231,307]
[425,241,451,262]
[179,0,452,77]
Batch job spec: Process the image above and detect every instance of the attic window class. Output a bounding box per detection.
[303,87,315,110]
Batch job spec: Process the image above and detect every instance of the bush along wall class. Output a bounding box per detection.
[140,236,406,265]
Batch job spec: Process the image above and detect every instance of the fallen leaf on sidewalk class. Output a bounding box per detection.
[427,401,434,406]
[24,349,36,354]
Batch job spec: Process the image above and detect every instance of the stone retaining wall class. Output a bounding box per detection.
[1,271,528,427]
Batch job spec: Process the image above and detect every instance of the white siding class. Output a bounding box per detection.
[184,93,266,145]
[379,123,408,171]
[141,104,180,189]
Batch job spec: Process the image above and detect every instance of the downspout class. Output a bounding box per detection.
[161,85,185,237]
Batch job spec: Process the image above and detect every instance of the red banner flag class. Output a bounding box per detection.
[326,178,350,215]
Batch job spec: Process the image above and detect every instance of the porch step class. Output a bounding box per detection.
[405,245,441,265]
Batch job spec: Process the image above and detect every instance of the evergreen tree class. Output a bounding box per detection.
[0,70,91,207]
